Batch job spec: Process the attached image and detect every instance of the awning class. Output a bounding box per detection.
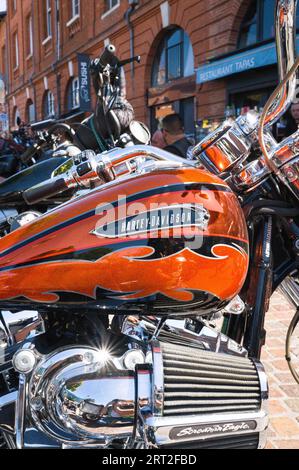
[196,37,299,84]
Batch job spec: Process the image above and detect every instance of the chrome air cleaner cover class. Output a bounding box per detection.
[28,346,151,444]
[26,319,268,448]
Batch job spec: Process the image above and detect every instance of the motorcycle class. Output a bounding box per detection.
[0,0,299,450]
[0,46,150,237]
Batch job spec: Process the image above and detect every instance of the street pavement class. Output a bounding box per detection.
[261,291,299,449]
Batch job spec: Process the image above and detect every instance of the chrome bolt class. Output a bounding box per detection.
[31,397,43,411]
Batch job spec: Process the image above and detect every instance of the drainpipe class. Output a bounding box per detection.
[54,0,61,118]
[31,0,37,122]
[55,0,61,61]
[5,8,11,130]
[124,0,139,78]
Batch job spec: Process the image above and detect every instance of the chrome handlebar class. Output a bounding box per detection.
[265,0,298,128]
[23,146,196,205]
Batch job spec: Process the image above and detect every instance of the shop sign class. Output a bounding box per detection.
[197,37,299,84]
[77,53,92,112]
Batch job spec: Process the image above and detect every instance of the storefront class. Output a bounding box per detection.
[197,38,281,115]
[195,0,299,139]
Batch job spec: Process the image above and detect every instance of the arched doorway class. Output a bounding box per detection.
[148,27,196,139]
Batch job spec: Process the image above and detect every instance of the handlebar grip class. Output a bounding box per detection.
[23,177,69,205]
[99,44,117,67]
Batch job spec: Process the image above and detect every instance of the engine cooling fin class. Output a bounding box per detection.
[161,342,261,416]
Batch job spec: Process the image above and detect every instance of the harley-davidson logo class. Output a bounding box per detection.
[92,204,210,239]
[169,420,257,440]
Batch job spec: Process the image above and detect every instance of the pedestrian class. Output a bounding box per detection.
[284,102,299,136]
[161,114,194,159]
[151,129,166,149]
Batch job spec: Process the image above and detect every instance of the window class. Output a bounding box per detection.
[26,99,35,123]
[238,0,276,49]
[13,32,19,69]
[152,28,194,86]
[26,15,33,57]
[66,77,80,111]
[44,0,52,38]
[43,90,55,118]
[71,0,80,18]
[13,107,20,128]
[105,0,119,13]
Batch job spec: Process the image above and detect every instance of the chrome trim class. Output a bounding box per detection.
[136,364,152,416]
[230,158,270,191]
[144,410,268,446]
[15,373,27,449]
[271,130,299,168]
[0,315,8,353]
[150,340,164,416]
[192,113,258,174]
[99,145,197,175]
[61,442,107,449]
[278,155,299,201]
[265,0,298,127]
[258,429,268,449]
[222,295,246,315]
[0,390,16,434]
[253,359,269,416]
[120,316,249,357]
[0,208,18,229]
[51,145,197,197]
[1,431,16,449]
[1,310,45,347]
[259,1,298,174]
[97,145,196,183]
[121,316,151,342]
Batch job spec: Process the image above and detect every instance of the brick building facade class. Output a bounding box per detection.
[0,0,287,137]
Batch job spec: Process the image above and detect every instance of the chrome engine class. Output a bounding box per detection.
[0,313,268,449]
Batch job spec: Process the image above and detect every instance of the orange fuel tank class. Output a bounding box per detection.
[0,167,249,315]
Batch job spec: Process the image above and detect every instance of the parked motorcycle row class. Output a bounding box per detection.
[0,0,299,450]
